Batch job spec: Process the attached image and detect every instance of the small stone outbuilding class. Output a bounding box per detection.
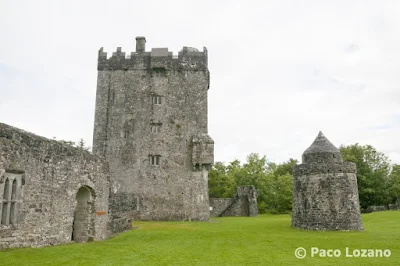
[292,132,363,231]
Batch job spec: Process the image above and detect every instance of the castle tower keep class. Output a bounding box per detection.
[292,132,363,231]
[92,37,213,232]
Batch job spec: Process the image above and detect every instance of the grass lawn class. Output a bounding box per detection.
[1,211,399,266]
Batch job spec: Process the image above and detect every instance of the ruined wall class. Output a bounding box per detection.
[292,132,363,231]
[209,198,234,217]
[92,38,213,229]
[365,198,400,212]
[0,123,109,249]
[210,186,258,217]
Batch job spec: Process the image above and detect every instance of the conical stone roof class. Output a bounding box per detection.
[302,131,343,164]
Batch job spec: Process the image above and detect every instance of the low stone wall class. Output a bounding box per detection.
[365,202,400,213]
[0,123,110,249]
[209,198,234,217]
[209,186,258,217]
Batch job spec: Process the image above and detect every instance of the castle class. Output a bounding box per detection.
[0,37,366,250]
[93,36,214,232]
[0,37,214,249]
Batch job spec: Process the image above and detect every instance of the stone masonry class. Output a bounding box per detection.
[210,186,258,217]
[0,36,214,249]
[93,37,214,232]
[292,132,364,231]
[0,123,109,249]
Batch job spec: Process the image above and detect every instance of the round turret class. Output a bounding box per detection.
[302,131,343,164]
[292,131,363,231]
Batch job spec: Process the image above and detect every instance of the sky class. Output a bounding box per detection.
[1,0,400,165]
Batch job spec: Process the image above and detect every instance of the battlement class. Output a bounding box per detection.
[98,37,208,71]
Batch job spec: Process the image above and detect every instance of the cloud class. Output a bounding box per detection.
[344,43,360,54]
[1,0,400,165]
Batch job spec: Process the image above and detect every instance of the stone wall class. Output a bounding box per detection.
[292,172,363,230]
[209,198,234,217]
[210,186,258,217]
[365,202,400,213]
[0,123,110,249]
[93,37,213,227]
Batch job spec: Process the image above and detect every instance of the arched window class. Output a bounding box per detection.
[1,178,9,225]
[1,172,24,226]
[10,179,17,224]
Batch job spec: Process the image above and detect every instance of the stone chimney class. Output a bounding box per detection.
[136,36,146,53]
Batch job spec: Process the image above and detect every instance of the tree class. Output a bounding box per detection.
[77,138,90,151]
[265,173,293,213]
[340,144,391,209]
[234,153,269,187]
[387,164,400,203]
[208,162,236,198]
[208,154,296,214]
[264,159,297,213]
[232,153,276,214]
[272,158,298,177]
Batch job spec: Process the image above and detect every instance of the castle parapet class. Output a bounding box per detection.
[98,37,208,71]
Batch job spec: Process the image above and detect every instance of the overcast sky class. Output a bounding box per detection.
[1,0,400,165]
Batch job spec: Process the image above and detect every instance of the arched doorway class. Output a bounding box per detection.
[71,186,95,242]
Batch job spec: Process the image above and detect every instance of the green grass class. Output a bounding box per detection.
[1,212,400,266]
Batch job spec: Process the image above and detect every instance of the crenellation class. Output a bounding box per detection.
[112,47,126,58]
[98,39,208,71]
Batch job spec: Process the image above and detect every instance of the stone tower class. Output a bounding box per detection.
[292,132,363,231]
[92,37,214,232]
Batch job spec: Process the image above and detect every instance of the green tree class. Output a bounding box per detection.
[208,154,296,214]
[234,153,269,186]
[208,162,236,198]
[232,153,272,213]
[272,158,298,176]
[265,173,293,213]
[264,159,297,213]
[340,144,391,209]
[388,164,400,203]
